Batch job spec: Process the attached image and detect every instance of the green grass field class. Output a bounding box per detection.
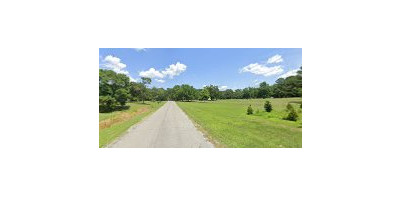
[99,101,165,147]
[177,98,302,148]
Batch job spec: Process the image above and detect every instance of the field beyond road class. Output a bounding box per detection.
[177,98,302,148]
[99,101,165,147]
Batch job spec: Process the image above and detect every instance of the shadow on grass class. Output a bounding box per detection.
[99,105,130,113]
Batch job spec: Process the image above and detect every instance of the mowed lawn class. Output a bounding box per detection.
[99,101,165,147]
[177,98,302,148]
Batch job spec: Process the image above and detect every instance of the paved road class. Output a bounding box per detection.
[109,101,214,148]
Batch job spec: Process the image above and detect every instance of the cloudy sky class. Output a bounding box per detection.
[99,48,302,90]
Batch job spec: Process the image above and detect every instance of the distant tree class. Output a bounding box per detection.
[234,89,243,99]
[247,105,253,115]
[114,89,130,106]
[137,77,152,103]
[258,82,271,98]
[141,77,151,86]
[199,88,210,101]
[205,85,219,100]
[271,67,302,98]
[242,88,250,99]
[264,100,272,112]
[155,88,167,101]
[137,83,147,103]
[224,89,234,99]
[249,87,258,98]
[171,85,181,101]
[180,84,197,101]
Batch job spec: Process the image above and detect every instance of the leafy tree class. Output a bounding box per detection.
[258,82,271,98]
[247,105,253,115]
[249,87,258,98]
[242,88,250,99]
[99,69,130,96]
[114,89,130,106]
[199,88,210,101]
[99,69,131,112]
[141,77,152,86]
[154,88,167,101]
[224,89,234,99]
[99,95,117,112]
[180,84,197,101]
[234,89,243,99]
[137,77,152,103]
[271,67,302,98]
[205,85,219,100]
[264,100,272,112]
[171,85,181,101]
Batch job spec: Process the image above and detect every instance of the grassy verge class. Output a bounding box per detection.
[99,101,165,147]
[177,98,302,148]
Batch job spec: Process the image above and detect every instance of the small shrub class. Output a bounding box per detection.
[286,103,294,111]
[247,105,253,115]
[256,109,260,114]
[285,108,298,121]
[264,100,272,112]
[300,103,302,108]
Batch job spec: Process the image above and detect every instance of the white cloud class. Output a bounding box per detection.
[161,62,187,79]
[240,63,283,77]
[139,68,164,78]
[138,62,187,80]
[219,85,228,91]
[103,55,127,71]
[134,48,146,52]
[278,68,300,78]
[101,55,134,79]
[267,54,283,64]
[129,77,139,82]
[155,79,166,83]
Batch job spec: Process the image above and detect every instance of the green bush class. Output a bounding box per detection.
[99,95,117,112]
[247,105,253,115]
[285,108,298,121]
[264,100,272,112]
[286,103,294,111]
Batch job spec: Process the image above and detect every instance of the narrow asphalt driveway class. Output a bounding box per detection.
[109,101,214,148]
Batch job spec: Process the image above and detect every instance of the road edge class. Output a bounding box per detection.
[175,102,224,148]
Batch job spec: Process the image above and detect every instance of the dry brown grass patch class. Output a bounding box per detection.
[99,107,150,130]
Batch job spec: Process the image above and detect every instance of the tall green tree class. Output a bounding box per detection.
[258,82,271,98]
[137,77,152,103]
[205,85,219,100]
[199,88,210,101]
[114,89,130,106]
[99,69,130,97]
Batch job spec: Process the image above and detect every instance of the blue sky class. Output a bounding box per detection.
[99,48,302,90]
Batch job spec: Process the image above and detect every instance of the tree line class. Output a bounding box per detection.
[99,67,301,112]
